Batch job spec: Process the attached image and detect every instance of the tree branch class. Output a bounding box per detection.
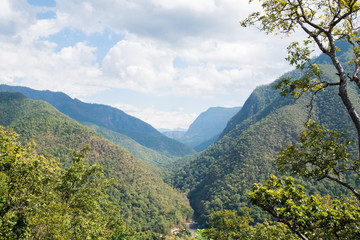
[325,175,360,200]
[306,81,340,120]
[266,206,310,240]
[278,218,310,240]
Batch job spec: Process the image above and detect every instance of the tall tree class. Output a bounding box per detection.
[242,0,360,154]
[0,126,59,239]
[0,126,128,240]
[241,0,360,239]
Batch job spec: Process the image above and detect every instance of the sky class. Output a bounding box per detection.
[0,0,304,130]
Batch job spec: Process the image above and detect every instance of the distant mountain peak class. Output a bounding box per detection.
[178,106,241,151]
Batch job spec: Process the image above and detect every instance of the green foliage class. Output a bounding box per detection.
[0,126,58,239]
[204,209,253,239]
[276,121,356,181]
[250,175,360,239]
[0,126,128,240]
[273,41,326,100]
[194,229,208,240]
[273,64,324,99]
[55,146,126,240]
[203,208,299,240]
[250,220,299,240]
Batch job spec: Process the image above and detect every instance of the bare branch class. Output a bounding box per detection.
[325,175,360,200]
[278,219,310,240]
[307,81,340,120]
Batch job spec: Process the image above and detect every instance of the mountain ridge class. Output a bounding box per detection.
[0,84,195,157]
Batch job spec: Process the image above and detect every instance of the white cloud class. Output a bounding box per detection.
[102,36,176,92]
[152,0,218,12]
[99,32,294,97]
[0,0,307,129]
[113,103,198,130]
[0,0,34,39]
[0,39,103,96]
[0,0,14,20]
[50,0,260,44]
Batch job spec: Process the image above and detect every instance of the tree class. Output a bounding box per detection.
[202,209,299,240]
[241,0,360,155]
[54,145,127,240]
[204,209,254,240]
[0,126,59,239]
[247,121,360,239]
[0,126,129,239]
[249,174,360,239]
[241,0,360,239]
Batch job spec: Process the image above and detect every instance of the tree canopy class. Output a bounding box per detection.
[0,126,128,239]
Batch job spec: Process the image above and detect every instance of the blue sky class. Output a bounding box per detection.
[0,0,301,129]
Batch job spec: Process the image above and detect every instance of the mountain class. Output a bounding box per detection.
[0,92,193,234]
[179,106,241,151]
[172,43,358,225]
[0,85,195,157]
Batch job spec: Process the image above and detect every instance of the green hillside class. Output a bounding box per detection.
[83,122,174,167]
[0,85,195,157]
[173,47,360,225]
[0,92,192,235]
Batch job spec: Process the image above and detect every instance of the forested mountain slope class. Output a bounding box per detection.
[179,106,241,151]
[0,85,195,157]
[173,45,360,226]
[83,122,173,168]
[0,92,192,235]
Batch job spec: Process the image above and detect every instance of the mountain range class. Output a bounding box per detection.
[0,84,195,158]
